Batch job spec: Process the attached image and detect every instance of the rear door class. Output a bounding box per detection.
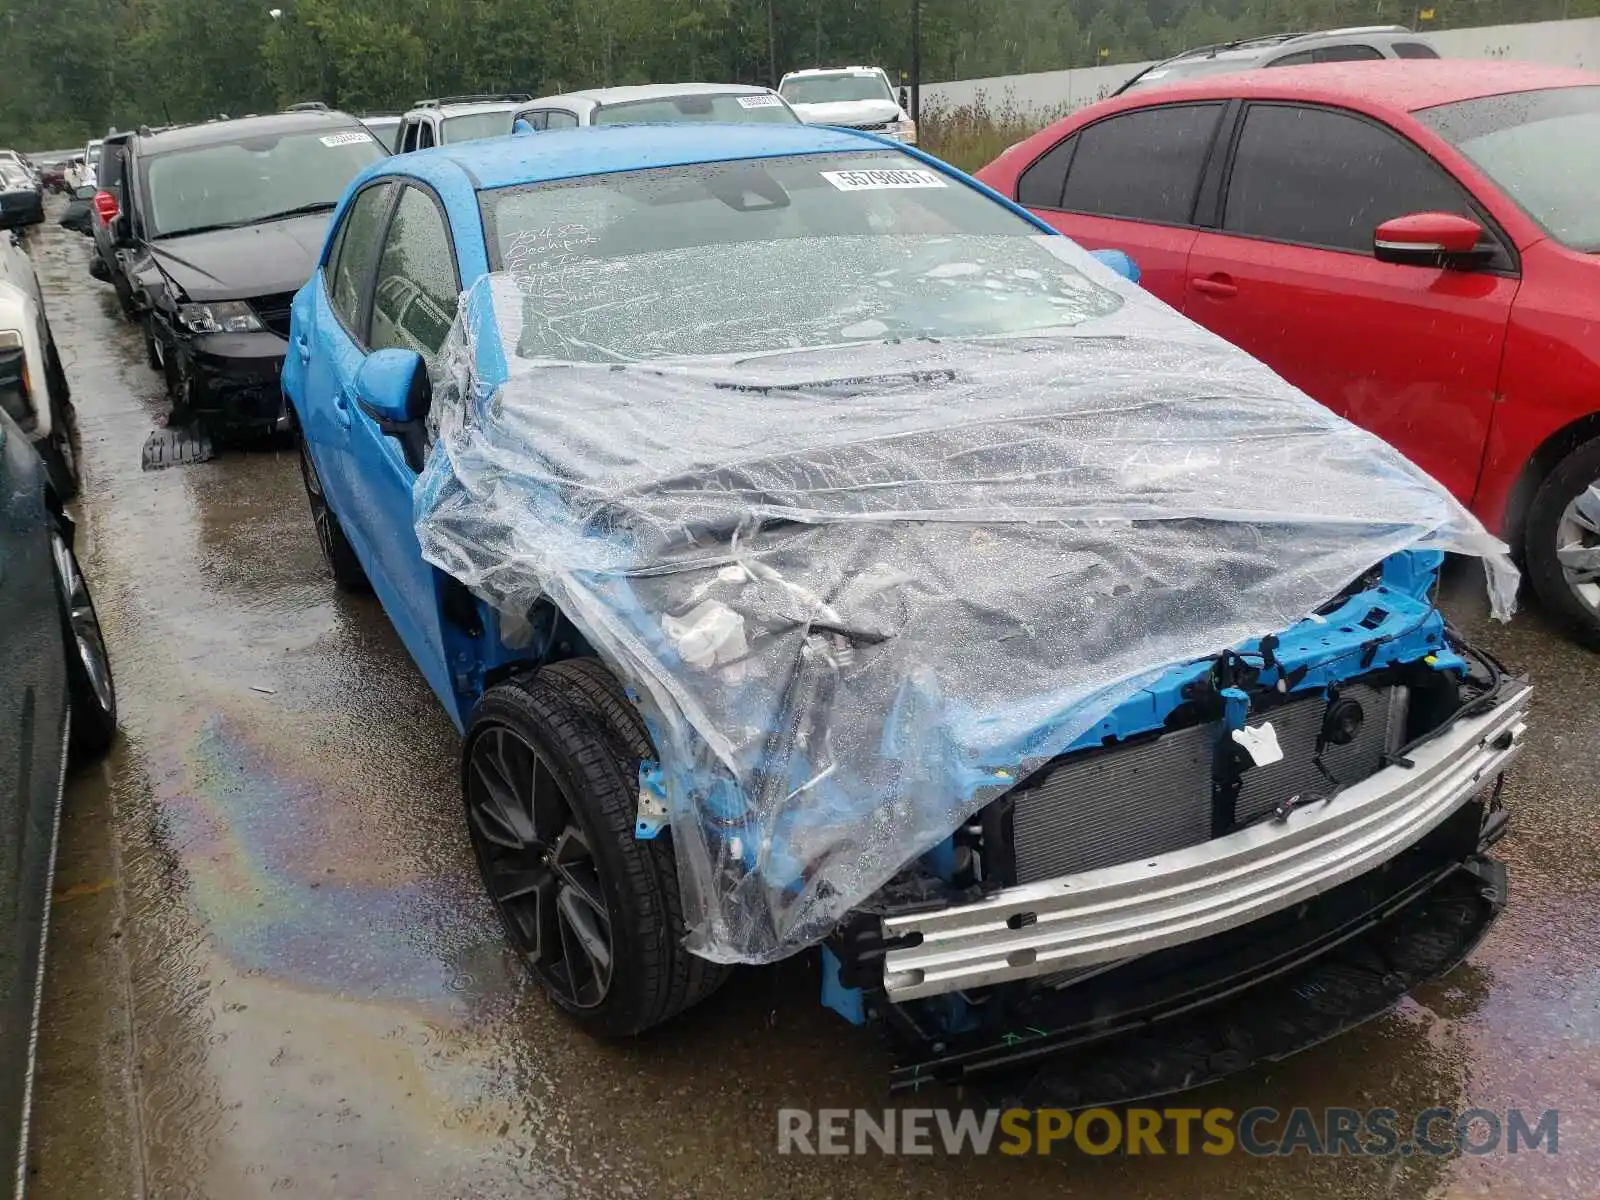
[1186,102,1518,500]
[1011,102,1227,305]
[338,183,462,701]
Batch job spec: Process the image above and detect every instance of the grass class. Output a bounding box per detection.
[917,94,1059,174]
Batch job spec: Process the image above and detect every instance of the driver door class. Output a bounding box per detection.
[341,183,462,704]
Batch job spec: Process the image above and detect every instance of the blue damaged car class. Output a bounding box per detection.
[282,122,1530,1105]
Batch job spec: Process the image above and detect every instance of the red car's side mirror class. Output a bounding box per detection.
[1374,212,1490,269]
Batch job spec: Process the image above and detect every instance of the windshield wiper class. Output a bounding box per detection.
[153,220,255,239]
[153,201,338,240]
[252,200,337,222]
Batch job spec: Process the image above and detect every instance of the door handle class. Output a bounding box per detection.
[334,386,354,427]
[1189,274,1237,299]
[294,335,311,364]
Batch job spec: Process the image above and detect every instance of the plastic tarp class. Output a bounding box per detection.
[414,232,1517,965]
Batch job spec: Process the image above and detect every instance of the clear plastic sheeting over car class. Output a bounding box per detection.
[414,233,1518,964]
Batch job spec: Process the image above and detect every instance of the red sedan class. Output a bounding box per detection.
[977,60,1600,643]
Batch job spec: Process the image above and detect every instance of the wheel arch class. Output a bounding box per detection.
[1499,410,1600,556]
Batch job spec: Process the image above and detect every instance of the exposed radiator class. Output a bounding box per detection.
[1007,683,1405,885]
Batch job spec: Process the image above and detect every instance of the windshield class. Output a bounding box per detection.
[477,151,1115,361]
[780,73,895,105]
[442,111,517,143]
[143,128,385,237]
[593,93,797,125]
[1417,85,1600,251]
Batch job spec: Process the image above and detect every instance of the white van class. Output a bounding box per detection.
[778,66,916,143]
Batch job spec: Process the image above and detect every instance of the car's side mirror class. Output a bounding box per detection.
[355,348,431,470]
[898,85,911,111]
[1374,212,1493,269]
[73,185,97,200]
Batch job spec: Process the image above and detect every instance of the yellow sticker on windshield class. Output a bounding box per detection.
[822,168,948,191]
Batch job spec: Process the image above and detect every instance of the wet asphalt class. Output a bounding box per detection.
[14,210,1600,1199]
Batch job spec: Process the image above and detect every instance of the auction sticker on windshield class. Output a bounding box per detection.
[320,131,373,147]
[822,169,948,191]
[737,94,783,108]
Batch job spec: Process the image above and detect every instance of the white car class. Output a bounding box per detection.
[513,83,801,130]
[778,66,917,143]
[0,233,79,497]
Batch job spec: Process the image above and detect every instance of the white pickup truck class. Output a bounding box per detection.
[0,232,80,498]
[778,66,917,143]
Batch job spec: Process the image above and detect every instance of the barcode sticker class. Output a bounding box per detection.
[736,94,783,109]
[321,131,373,147]
[821,168,948,191]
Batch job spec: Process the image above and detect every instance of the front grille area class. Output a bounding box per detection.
[251,292,295,338]
[1006,683,1404,885]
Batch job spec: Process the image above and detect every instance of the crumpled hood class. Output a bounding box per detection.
[414,237,1520,965]
[789,98,904,128]
[145,213,328,302]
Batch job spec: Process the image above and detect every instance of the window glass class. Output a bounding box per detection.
[477,151,1118,362]
[1393,42,1441,59]
[779,72,894,105]
[1058,104,1221,224]
[516,111,548,131]
[1223,104,1471,252]
[441,111,514,143]
[328,182,395,335]
[1417,85,1600,250]
[1313,44,1384,63]
[401,122,418,152]
[544,110,579,129]
[142,129,384,237]
[592,93,799,125]
[371,186,460,358]
[1017,136,1074,209]
[1267,50,1316,67]
[417,122,436,149]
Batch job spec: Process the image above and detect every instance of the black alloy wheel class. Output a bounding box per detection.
[50,525,116,760]
[467,724,614,1010]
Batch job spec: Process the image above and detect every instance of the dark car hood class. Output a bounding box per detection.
[146,213,328,302]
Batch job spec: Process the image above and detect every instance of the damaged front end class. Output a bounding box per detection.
[413,231,1528,1094]
[819,555,1526,1102]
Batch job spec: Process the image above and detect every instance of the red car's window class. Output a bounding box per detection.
[1222,104,1473,253]
[1017,135,1075,209]
[1055,103,1222,225]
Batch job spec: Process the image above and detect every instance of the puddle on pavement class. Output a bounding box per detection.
[22,215,1600,1200]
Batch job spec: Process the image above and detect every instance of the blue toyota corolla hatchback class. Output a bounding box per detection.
[283,122,1530,1104]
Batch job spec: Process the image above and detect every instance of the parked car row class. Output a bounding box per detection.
[0,226,117,1198]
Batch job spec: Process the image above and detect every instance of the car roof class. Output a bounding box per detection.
[1103,58,1599,115]
[134,109,370,154]
[781,67,886,78]
[406,97,531,118]
[394,121,901,191]
[536,82,779,107]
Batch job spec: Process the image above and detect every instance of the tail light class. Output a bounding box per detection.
[93,189,118,224]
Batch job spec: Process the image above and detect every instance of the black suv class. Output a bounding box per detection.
[94,110,387,437]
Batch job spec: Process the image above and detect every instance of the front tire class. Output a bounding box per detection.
[297,436,370,593]
[1525,438,1600,648]
[463,666,726,1036]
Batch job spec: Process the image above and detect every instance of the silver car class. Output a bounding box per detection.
[1116,26,1440,94]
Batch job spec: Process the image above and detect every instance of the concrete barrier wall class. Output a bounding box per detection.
[922,16,1600,119]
